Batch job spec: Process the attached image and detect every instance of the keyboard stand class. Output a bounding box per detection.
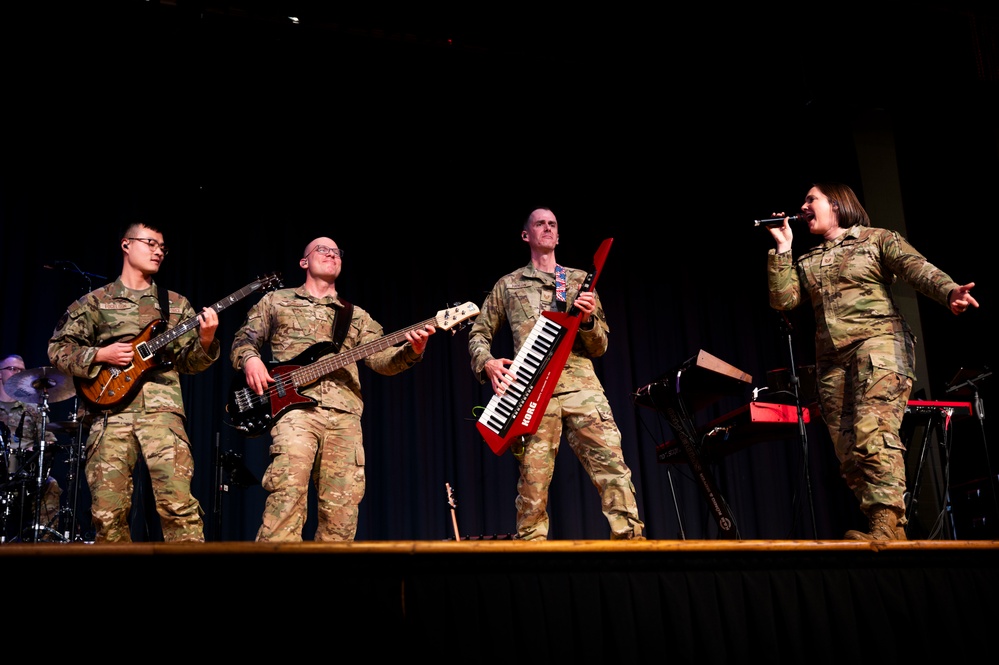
[903,405,958,539]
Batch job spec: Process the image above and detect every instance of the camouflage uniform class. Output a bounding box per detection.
[0,400,62,536]
[48,278,219,543]
[768,226,960,523]
[468,262,645,540]
[230,286,425,542]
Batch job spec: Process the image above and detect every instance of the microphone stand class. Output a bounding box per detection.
[778,313,818,538]
[945,368,995,528]
[59,265,98,542]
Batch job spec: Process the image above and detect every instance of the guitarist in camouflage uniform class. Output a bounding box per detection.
[47,222,220,543]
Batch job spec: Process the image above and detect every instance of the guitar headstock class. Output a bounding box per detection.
[435,302,479,333]
[255,272,283,293]
[446,482,457,509]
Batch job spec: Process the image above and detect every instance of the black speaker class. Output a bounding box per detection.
[950,475,999,540]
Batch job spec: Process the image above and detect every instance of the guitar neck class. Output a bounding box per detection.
[147,282,265,354]
[567,237,612,317]
[288,317,436,388]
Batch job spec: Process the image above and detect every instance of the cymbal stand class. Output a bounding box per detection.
[65,398,85,541]
[1,425,11,542]
[32,387,53,543]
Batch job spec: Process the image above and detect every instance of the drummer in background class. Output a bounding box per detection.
[0,353,63,533]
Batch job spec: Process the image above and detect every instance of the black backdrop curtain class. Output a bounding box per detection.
[1,3,993,542]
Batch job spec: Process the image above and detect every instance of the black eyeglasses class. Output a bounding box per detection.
[0,366,24,373]
[306,245,344,258]
[127,237,169,255]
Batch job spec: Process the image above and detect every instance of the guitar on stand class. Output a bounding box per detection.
[446,483,460,541]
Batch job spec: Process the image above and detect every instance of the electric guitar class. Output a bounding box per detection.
[77,272,283,409]
[227,301,480,437]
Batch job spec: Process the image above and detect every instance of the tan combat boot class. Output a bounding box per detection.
[844,506,907,541]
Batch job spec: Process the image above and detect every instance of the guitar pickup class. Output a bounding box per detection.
[135,342,154,361]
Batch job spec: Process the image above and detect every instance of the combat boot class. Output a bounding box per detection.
[844,506,907,541]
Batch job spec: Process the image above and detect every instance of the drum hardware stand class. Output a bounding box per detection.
[31,385,56,543]
[4,367,76,543]
[1,422,10,542]
[63,398,86,542]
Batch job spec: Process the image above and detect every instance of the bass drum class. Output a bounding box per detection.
[2,480,66,543]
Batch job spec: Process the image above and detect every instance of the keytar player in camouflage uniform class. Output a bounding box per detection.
[767,182,979,540]
[230,236,435,542]
[48,222,220,543]
[467,207,645,540]
[1,353,62,536]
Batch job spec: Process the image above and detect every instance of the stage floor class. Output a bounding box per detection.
[3,536,999,556]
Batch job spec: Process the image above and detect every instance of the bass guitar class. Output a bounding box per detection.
[77,272,283,409]
[227,301,480,437]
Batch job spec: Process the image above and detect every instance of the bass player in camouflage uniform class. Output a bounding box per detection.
[229,236,435,542]
[467,207,645,541]
[767,182,978,540]
[48,222,220,543]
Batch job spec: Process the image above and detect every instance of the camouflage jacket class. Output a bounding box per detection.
[229,286,424,418]
[47,277,221,417]
[0,399,57,451]
[467,261,610,395]
[768,225,959,358]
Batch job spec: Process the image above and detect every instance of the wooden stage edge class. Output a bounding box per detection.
[2,538,998,556]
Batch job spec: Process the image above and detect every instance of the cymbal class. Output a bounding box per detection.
[46,419,83,434]
[4,366,76,404]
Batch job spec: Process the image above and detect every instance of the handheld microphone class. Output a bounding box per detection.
[754,215,801,227]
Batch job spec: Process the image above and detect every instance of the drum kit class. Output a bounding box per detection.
[1,366,86,544]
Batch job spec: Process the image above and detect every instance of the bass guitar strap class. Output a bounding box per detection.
[331,299,353,353]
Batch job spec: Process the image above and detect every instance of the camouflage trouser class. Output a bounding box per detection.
[256,407,364,542]
[85,411,204,543]
[514,390,644,540]
[817,336,914,519]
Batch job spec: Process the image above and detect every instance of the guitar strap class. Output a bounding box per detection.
[157,284,171,327]
[331,299,353,353]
